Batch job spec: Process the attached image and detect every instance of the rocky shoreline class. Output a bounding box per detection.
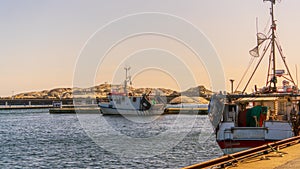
[2,84,212,100]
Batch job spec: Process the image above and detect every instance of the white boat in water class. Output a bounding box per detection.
[98,67,165,115]
[209,0,300,154]
[99,93,165,115]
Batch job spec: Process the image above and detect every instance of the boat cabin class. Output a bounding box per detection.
[221,96,299,127]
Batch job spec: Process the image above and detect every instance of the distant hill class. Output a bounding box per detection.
[13,88,73,99]
[11,84,211,99]
[181,85,213,97]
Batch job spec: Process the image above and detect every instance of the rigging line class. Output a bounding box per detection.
[256,17,259,34]
[275,31,282,48]
[263,17,271,34]
[264,34,273,86]
[296,65,299,88]
[235,57,255,92]
[263,34,273,86]
[242,40,272,93]
[260,34,270,51]
[235,33,269,92]
[268,31,272,41]
[275,40,296,86]
[262,35,270,52]
[266,47,272,86]
[281,76,293,82]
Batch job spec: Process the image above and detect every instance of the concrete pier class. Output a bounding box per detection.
[0,105,53,110]
[163,107,208,115]
[183,136,300,169]
[49,107,100,114]
[233,143,300,169]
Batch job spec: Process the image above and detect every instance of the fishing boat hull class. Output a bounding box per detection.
[216,121,294,154]
[99,103,164,115]
[217,140,274,154]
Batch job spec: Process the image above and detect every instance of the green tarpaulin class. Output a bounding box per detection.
[246,106,268,127]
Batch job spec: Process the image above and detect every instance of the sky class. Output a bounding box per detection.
[1,0,300,96]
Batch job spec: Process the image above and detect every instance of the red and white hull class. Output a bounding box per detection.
[216,121,294,154]
[217,140,274,154]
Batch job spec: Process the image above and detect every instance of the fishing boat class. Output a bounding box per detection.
[209,0,300,154]
[98,67,165,115]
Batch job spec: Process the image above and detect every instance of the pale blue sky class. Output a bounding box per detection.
[1,0,300,96]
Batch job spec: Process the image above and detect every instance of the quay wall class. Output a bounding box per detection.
[0,96,178,106]
[0,99,74,106]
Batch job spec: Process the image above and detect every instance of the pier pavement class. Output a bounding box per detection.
[233,143,300,169]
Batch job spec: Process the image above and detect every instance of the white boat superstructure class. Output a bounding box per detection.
[99,93,164,115]
[98,67,165,115]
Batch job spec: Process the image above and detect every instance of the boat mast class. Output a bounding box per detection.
[124,66,131,96]
[239,0,298,94]
[269,0,277,92]
[266,0,296,91]
[242,0,276,93]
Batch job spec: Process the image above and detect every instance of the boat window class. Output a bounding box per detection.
[116,98,121,104]
[133,97,136,102]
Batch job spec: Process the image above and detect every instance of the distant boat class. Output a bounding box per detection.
[98,67,165,115]
[209,0,300,154]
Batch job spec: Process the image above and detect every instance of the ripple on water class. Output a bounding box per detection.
[0,110,222,168]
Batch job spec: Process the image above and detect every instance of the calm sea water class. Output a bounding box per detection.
[0,109,222,168]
